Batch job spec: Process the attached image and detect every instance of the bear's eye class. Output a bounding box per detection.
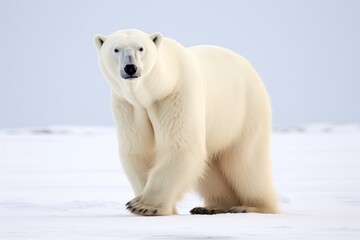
[139,47,144,52]
[114,48,120,53]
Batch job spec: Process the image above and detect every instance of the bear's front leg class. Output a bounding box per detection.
[126,93,206,216]
[126,148,205,215]
[112,96,156,196]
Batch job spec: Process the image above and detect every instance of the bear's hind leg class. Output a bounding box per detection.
[218,138,278,214]
[191,159,239,215]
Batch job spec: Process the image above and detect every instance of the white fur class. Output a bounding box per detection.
[94,29,278,216]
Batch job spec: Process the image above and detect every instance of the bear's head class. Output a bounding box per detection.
[94,29,162,84]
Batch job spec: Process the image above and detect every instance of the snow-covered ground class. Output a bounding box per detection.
[1,124,360,239]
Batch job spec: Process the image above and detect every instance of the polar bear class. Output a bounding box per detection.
[93,29,278,216]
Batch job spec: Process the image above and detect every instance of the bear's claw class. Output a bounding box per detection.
[190,207,226,215]
[125,197,161,216]
[127,205,159,216]
[227,206,251,213]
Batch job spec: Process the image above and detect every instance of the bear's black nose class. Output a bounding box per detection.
[124,64,137,76]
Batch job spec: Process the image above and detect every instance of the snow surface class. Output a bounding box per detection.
[1,124,360,239]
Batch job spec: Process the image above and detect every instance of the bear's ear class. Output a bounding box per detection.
[149,32,163,47]
[93,34,106,50]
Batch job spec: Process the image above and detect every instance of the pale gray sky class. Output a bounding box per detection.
[0,0,359,128]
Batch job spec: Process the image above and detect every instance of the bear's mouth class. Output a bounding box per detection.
[124,76,139,79]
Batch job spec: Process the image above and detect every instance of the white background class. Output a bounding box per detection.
[1,0,359,128]
[1,125,360,239]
